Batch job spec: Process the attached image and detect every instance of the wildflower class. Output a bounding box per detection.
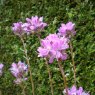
[22,16,47,34]
[10,61,28,84]
[0,63,4,76]
[58,22,76,38]
[63,85,90,95]
[12,22,26,36]
[37,34,69,63]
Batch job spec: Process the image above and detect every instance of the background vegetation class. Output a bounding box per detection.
[0,0,95,95]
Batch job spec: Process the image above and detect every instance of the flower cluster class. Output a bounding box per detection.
[63,85,90,95]
[0,63,4,76]
[10,61,28,84]
[58,22,76,38]
[11,16,91,94]
[12,22,25,36]
[23,16,47,33]
[12,16,47,36]
[37,34,69,63]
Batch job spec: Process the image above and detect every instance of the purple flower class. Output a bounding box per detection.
[12,22,26,36]
[22,16,47,34]
[37,34,69,63]
[58,22,76,38]
[0,64,4,76]
[10,61,28,84]
[63,85,90,95]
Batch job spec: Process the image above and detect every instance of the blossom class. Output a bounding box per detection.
[37,34,69,63]
[22,16,47,34]
[12,22,26,36]
[0,63,4,76]
[10,61,28,84]
[63,85,90,95]
[58,22,76,38]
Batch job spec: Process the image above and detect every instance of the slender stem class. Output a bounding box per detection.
[20,83,26,95]
[45,58,54,95]
[69,41,76,85]
[20,37,35,95]
[58,61,68,95]
[0,90,2,95]
[37,33,41,42]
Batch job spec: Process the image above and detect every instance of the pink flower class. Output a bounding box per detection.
[0,63,4,76]
[63,85,90,95]
[58,22,76,38]
[22,16,47,34]
[12,22,26,36]
[10,61,28,84]
[37,34,69,63]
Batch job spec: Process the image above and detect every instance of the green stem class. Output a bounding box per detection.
[20,83,26,95]
[45,58,54,95]
[58,61,68,95]
[20,37,35,95]
[69,41,76,85]
[0,90,2,95]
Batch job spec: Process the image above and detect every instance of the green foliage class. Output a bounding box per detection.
[0,0,95,95]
